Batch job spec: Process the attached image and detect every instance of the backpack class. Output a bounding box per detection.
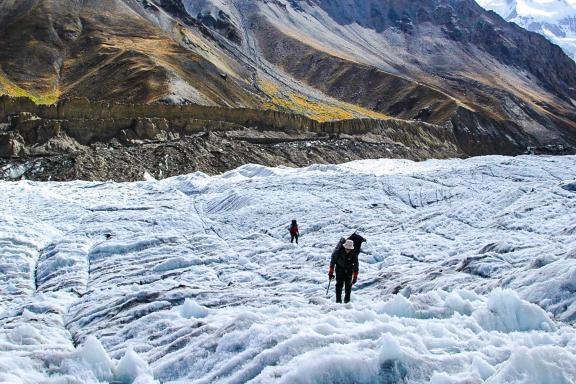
[347,232,366,257]
[332,232,366,257]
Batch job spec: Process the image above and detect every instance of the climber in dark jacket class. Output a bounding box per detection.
[328,239,359,303]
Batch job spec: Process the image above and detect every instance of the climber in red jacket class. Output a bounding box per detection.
[289,220,299,244]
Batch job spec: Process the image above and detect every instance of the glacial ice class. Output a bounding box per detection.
[76,335,116,382]
[472,288,555,332]
[1,155,576,383]
[116,348,156,384]
[180,299,210,319]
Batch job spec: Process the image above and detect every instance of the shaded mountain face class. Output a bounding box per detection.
[306,0,576,95]
[0,0,576,157]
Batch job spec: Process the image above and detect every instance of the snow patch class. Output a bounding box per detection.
[376,295,418,318]
[9,324,44,345]
[473,288,555,332]
[489,346,576,383]
[116,348,156,384]
[76,336,115,382]
[180,298,210,319]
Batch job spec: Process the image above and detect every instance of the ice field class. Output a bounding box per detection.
[1,155,576,383]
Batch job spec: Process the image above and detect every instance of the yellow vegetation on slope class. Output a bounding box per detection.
[267,93,354,121]
[259,78,389,122]
[259,79,281,97]
[0,68,59,105]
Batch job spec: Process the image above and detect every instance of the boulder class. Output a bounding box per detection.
[0,132,27,157]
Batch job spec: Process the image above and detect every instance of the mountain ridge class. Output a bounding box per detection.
[1,0,576,177]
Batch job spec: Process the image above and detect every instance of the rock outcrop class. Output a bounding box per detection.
[0,95,457,146]
[0,95,462,180]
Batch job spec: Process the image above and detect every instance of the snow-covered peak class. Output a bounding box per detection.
[478,0,576,20]
[477,0,576,59]
[477,0,518,19]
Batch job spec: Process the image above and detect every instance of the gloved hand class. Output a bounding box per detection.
[352,272,358,285]
[328,266,334,280]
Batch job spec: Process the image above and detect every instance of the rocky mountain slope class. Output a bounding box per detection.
[477,0,576,60]
[0,96,460,181]
[1,0,576,180]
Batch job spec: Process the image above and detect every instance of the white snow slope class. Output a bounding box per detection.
[1,155,576,383]
[477,0,576,59]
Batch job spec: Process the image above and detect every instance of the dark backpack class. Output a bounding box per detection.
[347,232,366,257]
[332,232,366,257]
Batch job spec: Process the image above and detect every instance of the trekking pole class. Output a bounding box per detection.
[326,277,333,297]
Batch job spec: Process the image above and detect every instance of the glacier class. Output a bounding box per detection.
[1,155,576,383]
